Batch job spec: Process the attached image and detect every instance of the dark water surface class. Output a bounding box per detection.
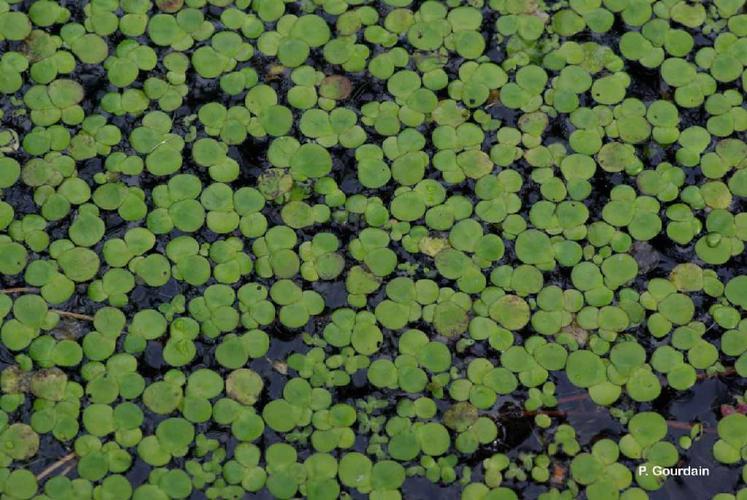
[1,0,745,498]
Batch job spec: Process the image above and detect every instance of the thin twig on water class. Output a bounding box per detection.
[50,310,94,321]
[0,287,39,294]
[36,453,76,481]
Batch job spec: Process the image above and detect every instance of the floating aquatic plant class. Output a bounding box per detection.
[0,0,746,499]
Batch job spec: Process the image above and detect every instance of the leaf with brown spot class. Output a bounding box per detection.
[319,75,352,100]
[156,0,184,13]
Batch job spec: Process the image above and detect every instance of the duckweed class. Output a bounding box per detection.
[0,0,746,499]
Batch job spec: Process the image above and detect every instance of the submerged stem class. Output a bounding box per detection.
[697,366,736,380]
